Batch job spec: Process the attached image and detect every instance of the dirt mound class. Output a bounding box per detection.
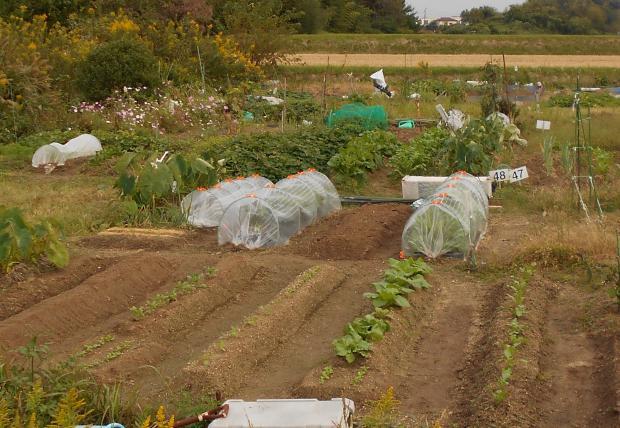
[0,253,174,350]
[78,228,219,251]
[289,204,411,260]
[0,255,116,321]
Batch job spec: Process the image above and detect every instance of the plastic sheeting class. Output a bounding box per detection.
[218,169,341,249]
[295,169,341,218]
[402,172,488,259]
[32,134,102,168]
[181,175,272,227]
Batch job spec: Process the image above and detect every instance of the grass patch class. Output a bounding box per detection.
[284,33,620,56]
[0,171,120,236]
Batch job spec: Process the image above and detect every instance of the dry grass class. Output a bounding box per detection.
[0,170,118,236]
[293,54,620,69]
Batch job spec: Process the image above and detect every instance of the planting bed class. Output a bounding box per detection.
[0,204,618,426]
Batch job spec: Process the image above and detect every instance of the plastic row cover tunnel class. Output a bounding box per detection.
[181,175,273,227]
[402,172,488,259]
[218,169,341,249]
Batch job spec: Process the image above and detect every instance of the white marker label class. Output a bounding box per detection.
[536,120,551,130]
[489,169,511,182]
[510,166,529,182]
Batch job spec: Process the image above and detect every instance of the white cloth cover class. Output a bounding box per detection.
[32,134,102,168]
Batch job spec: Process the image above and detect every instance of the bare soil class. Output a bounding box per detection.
[294,53,620,68]
[0,204,618,426]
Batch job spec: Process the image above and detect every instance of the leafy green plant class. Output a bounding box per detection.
[389,127,449,178]
[319,365,333,384]
[334,258,432,363]
[349,310,391,342]
[328,130,399,187]
[333,325,372,364]
[74,335,115,359]
[0,207,69,273]
[493,266,533,404]
[442,117,507,175]
[364,281,412,309]
[384,258,432,290]
[592,147,614,176]
[202,123,365,181]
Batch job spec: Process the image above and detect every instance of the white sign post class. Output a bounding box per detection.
[536,120,551,130]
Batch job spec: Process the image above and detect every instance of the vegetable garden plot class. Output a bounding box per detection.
[402,172,488,259]
[181,175,272,227]
[219,170,341,250]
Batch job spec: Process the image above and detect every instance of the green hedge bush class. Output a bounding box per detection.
[76,38,159,101]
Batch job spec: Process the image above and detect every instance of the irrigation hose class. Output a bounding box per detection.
[340,196,418,205]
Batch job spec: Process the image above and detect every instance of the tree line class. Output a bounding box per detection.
[1,0,618,34]
[455,0,620,35]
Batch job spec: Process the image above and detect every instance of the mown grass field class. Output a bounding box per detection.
[284,33,620,55]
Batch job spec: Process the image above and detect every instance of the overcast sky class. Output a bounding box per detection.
[408,1,525,18]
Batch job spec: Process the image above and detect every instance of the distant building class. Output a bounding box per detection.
[433,16,462,26]
[420,17,434,26]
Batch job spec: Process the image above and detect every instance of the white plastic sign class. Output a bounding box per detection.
[489,166,529,183]
[510,166,529,182]
[536,120,551,130]
[489,169,511,182]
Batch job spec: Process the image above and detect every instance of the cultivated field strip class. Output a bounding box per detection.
[0,254,175,349]
[1,205,617,427]
[294,53,620,69]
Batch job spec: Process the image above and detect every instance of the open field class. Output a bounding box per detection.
[1,196,618,426]
[285,33,620,55]
[294,53,620,69]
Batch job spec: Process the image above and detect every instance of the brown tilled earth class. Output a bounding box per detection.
[0,203,618,426]
[294,53,620,68]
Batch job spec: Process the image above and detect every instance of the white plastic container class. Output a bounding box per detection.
[402,175,492,199]
[210,398,355,428]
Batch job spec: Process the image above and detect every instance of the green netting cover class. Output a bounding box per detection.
[326,103,388,130]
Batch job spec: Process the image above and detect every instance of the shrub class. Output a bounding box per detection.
[76,38,159,101]
[0,207,68,272]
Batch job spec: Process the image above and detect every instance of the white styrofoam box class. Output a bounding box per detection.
[210,398,354,428]
[402,176,492,199]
